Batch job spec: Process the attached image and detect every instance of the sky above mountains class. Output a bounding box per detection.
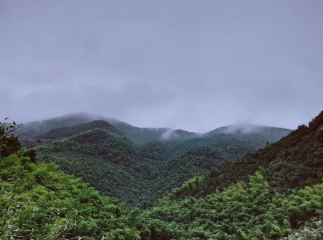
[0,0,322,133]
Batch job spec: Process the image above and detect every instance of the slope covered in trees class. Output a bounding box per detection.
[131,110,323,239]
[0,148,140,239]
[1,111,323,239]
[14,115,290,208]
[168,111,323,202]
[4,148,323,239]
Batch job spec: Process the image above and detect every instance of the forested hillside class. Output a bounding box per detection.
[168,111,323,202]
[13,114,290,208]
[1,111,323,239]
[11,112,197,143]
[10,113,107,140]
[134,110,323,239]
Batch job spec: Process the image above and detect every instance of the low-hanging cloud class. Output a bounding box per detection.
[0,0,322,132]
[160,128,179,140]
[217,124,263,134]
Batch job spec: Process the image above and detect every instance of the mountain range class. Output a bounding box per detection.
[2,110,323,239]
[9,112,291,209]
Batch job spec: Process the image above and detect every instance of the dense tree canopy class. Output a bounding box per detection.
[1,111,323,239]
[18,119,290,208]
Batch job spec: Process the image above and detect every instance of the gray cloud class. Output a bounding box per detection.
[161,128,178,140]
[0,0,322,133]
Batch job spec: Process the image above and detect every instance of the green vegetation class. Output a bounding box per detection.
[168,111,323,203]
[0,148,140,239]
[0,118,25,159]
[1,111,323,239]
[135,168,323,239]
[17,118,289,208]
[3,149,323,239]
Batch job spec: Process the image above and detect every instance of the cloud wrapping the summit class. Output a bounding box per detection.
[161,128,178,140]
[0,0,322,132]
[220,124,262,134]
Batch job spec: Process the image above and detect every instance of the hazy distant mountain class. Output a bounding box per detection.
[110,121,199,143]
[12,112,291,143]
[11,112,112,140]
[34,120,121,140]
[10,112,195,143]
[205,123,291,136]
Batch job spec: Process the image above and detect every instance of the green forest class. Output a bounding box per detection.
[1,110,323,239]
[10,114,290,209]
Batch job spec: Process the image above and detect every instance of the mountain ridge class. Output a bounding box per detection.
[11,112,291,143]
[12,113,291,209]
[2,111,323,239]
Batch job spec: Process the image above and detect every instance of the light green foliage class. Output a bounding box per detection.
[1,146,323,239]
[135,169,323,239]
[0,148,140,239]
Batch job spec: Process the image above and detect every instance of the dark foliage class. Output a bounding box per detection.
[0,118,24,159]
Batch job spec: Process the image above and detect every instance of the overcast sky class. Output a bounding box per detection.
[0,0,322,133]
